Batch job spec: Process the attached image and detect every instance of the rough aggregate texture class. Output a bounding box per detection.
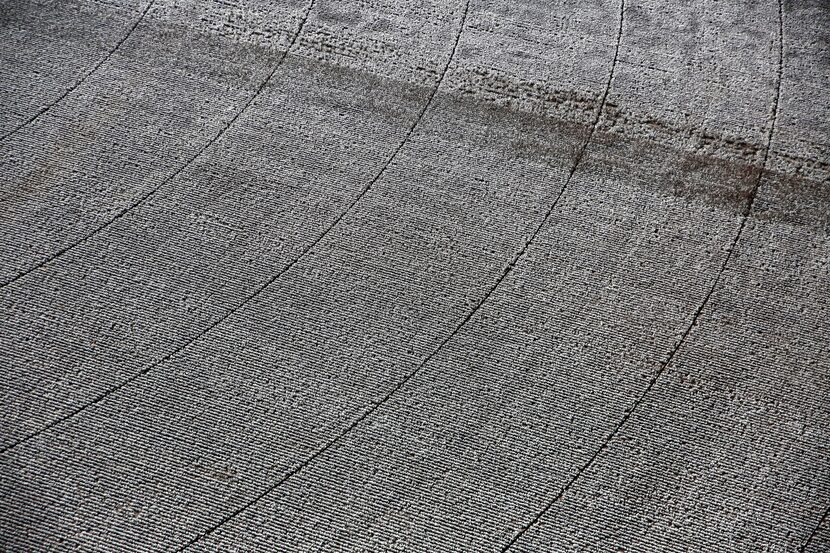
[0,0,828,551]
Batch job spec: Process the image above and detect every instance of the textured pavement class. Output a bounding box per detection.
[1,0,828,551]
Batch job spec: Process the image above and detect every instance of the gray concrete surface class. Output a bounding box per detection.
[0,0,827,551]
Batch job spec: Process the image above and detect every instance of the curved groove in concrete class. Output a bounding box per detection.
[1,0,826,550]
[802,504,830,552]
[501,0,786,548]
[0,0,469,461]
[0,0,155,144]
[0,0,314,290]
[0,0,317,451]
[172,3,472,549]
[169,1,625,548]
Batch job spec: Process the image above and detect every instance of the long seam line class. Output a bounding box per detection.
[0,0,312,289]
[176,0,625,548]
[172,2,472,550]
[0,0,318,456]
[0,0,155,143]
[501,0,784,549]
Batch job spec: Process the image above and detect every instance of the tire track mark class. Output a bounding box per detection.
[500,1,784,549]
[173,0,624,549]
[0,0,312,289]
[0,0,155,143]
